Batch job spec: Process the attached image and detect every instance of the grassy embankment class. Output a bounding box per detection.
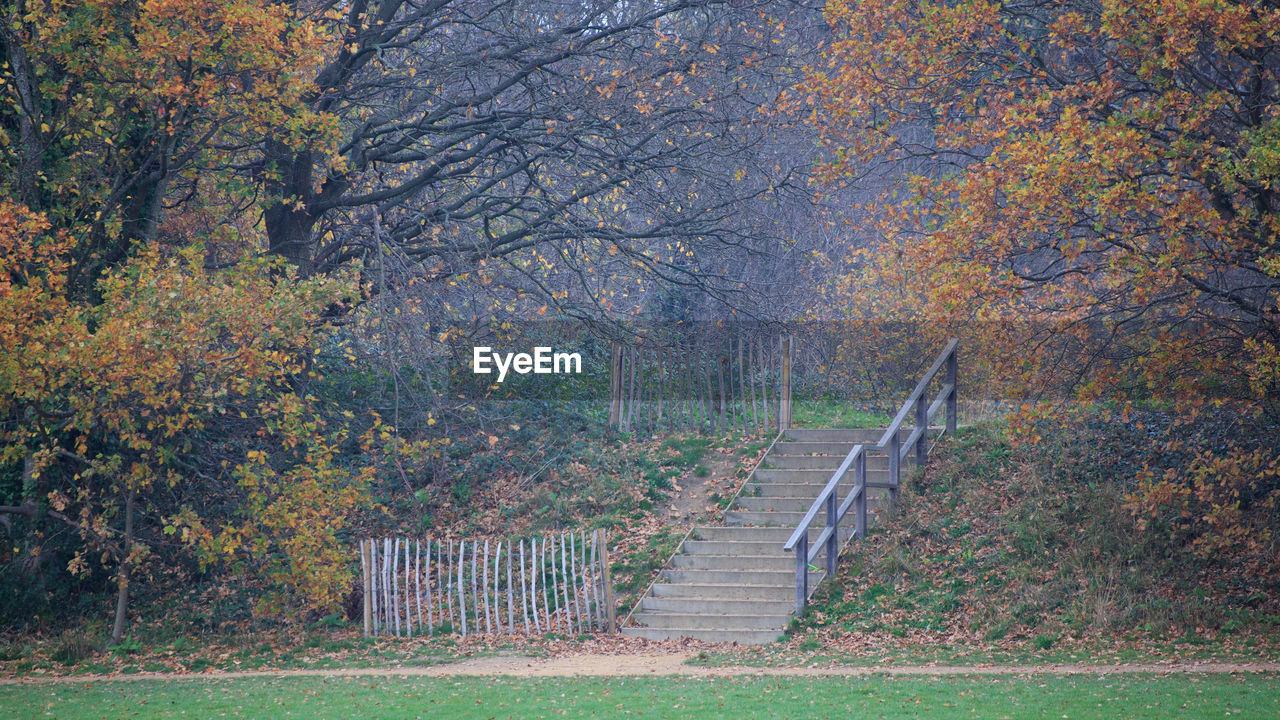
[0,422,768,678]
[698,419,1280,666]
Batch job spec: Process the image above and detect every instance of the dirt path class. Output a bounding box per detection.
[6,654,1280,684]
[662,447,743,523]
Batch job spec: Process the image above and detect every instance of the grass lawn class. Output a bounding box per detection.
[2,673,1277,719]
[789,400,891,429]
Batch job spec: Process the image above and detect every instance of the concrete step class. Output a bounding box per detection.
[735,497,818,513]
[783,427,944,443]
[771,441,922,457]
[640,596,796,614]
[737,497,873,513]
[770,440,876,456]
[650,583,797,601]
[691,526,820,541]
[660,567,821,584]
[682,539,797,555]
[631,611,793,630]
[744,482,893,498]
[753,468,895,484]
[763,454,897,470]
[742,479,890,497]
[620,626,783,644]
[670,553,794,571]
[725,509,814,526]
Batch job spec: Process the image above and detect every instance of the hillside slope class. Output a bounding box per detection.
[790,421,1280,657]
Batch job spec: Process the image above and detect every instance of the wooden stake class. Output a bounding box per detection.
[675,345,687,428]
[583,531,593,631]
[601,529,615,632]
[391,538,398,637]
[556,534,568,633]
[383,538,392,636]
[586,530,593,625]
[779,335,792,431]
[596,530,606,630]
[569,532,582,635]
[404,539,412,637]
[370,539,378,637]
[401,538,409,636]
[457,539,467,636]
[505,540,514,634]
[425,539,434,635]
[539,536,550,633]
[446,539,455,631]
[625,346,637,431]
[755,338,768,434]
[520,538,533,632]
[417,540,424,634]
[557,534,569,633]
[559,534,571,634]
[493,541,503,634]
[691,343,702,428]
[581,532,594,632]
[706,348,716,430]
[645,348,655,431]
[471,539,480,634]
[360,540,370,638]
[742,335,747,430]
[546,535,557,630]
[657,347,666,426]
[608,342,622,427]
[718,351,729,431]
[483,539,492,634]
[532,537,542,632]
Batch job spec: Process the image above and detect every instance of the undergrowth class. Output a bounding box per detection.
[796,420,1280,649]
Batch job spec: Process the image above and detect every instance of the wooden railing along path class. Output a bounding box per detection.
[783,338,958,613]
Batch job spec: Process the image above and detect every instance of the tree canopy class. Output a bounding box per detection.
[804,0,1280,579]
[805,0,1279,408]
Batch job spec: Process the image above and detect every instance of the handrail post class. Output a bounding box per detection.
[855,451,867,539]
[825,488,838,576]
[888,432,900,508]
[946,345,958,433]
[794,534,808,614]
[915,393,928,467]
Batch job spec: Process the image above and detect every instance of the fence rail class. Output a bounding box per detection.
[783,338,958,613]
[360,529,615,637]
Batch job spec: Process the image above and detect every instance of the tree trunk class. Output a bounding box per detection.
[262,142,321,274]
[111,488,136,644]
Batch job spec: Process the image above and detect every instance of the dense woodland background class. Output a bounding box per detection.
[1,0,1277,654]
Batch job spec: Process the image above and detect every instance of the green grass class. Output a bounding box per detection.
[790,400,891,428]
[688,639,1280,669]
[2,674,1278,719]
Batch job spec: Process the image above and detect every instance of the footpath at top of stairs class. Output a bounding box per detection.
[781,428,885,444]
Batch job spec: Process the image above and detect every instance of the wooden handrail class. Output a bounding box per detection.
[877,338,959,449]
[782,443,866,552]
[783,338,958,614]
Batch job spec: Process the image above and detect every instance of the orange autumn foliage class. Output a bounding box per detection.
[0,201,368,619]
[804,0,1280,572]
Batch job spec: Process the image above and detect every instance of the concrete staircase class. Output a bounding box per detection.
[621,427,918,644]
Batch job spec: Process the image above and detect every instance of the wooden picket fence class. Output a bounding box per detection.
[358,529,615,637]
